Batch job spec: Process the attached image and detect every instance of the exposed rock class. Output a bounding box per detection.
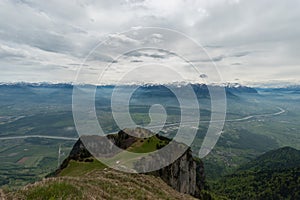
[57,128,205,199]
[147,148,204,198]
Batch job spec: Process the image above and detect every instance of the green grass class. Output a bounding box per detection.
[128,135,169,153]
[94,135,170,169]
[22,182,82,200]
[59,159,106,177]
[6,169,197,200]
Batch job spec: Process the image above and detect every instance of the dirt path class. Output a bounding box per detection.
[0,189,6,200]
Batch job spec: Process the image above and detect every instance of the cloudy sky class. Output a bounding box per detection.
[0,0,299,86]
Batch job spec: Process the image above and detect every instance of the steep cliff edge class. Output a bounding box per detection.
[148,148,204,197]
[56,128,205,198]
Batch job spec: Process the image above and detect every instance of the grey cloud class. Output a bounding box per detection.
[68,63,89,67]
[125,51,143,57]
[192,51,252,63]
[192,55,225,63]
[145,53,166,59]
[230,51,252,58]
[0,47,26,59]
[199,74,208,78]
[124,51,169,59]
[0,0,299,84]
[203,45,223,49]
[231,63,242,66]
[87,53,115,63]
[106,34,142,46]
[130,59,143,63]
[193,0,300,47]
[210,55,224,62]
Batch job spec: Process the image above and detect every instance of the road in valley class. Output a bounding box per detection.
[0,107,285,141]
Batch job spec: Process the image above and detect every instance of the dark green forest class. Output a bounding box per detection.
[211,147,300,199]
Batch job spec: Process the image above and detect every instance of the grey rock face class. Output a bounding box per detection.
[58,129,205,198]
[147,147,204,198]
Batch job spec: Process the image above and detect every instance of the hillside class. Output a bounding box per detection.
[4,169,197,200]
[2,128,221,199]
[238,146,300,171]
[54,128,206,198]
[212,147,300,199]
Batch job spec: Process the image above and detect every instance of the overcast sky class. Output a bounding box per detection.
[0,0,299,86]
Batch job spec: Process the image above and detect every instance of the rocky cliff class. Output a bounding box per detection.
[147,148,204,197]
[56,128,205,198]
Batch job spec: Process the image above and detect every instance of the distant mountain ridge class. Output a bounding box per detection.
[0,82,258,96]
[2,81,300,92]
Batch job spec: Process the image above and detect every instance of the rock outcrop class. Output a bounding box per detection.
[57,128,205,199]
[148,147,204,198]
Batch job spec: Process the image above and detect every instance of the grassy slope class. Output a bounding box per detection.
[127,135,169,153]
[56,134,170,177]
[5,169,196,200]
[3,133,227,199]
[2,134,194,199]
[58,158,106,177]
